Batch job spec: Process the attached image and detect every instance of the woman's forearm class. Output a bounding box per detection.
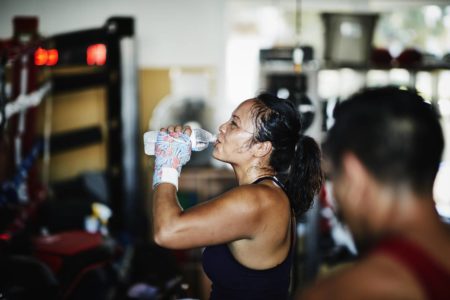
[152,183,183,246]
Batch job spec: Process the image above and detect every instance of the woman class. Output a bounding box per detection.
[152,92,323,299]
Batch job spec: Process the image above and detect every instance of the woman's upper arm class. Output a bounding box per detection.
[154,185,266,249]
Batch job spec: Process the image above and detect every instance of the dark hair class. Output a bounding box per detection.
[252,92,323,216]
[323,86,444,195]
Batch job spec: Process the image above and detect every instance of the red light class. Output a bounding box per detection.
[46,49,58,66]
[0,233,11,241]
[34,47,48,66]
[87,44,106,66]
[34,48,58,66]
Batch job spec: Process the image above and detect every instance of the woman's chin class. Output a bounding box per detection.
[212,148,225,162]
[212,149,219,160]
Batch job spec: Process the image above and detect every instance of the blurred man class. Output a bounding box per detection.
[299,87,450,300]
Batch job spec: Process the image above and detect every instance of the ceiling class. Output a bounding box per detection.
[233,0,450,12]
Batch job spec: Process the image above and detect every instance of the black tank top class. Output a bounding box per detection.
[202,177,294,300]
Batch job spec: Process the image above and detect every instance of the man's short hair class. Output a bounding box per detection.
[323,86,444,195]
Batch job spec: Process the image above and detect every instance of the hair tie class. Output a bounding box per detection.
[297,132,304,144]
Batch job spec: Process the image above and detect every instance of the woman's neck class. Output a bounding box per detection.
[233,164,276,185]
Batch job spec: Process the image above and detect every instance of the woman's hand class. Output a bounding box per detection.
[152,125,192,190]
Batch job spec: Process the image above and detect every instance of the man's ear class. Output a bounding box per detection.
[341,152,371,204]
[253,141,273,158]
[342,153,367,179]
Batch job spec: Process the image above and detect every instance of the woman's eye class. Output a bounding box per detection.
[230,121,237,127]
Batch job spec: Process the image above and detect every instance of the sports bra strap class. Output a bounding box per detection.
[252,176,295,245]
[252,176,286,192]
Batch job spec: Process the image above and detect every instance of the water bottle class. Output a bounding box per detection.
[143,128,216,156]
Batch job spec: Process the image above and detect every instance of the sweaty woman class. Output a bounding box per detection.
[151,93,323,300]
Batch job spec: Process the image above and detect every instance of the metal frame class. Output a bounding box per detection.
[43,17,140,234]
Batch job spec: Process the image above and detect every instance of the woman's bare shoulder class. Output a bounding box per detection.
[216,182,287,210]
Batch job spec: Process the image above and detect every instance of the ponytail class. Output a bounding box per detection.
[251,92,323,216]
[285,135,323,217]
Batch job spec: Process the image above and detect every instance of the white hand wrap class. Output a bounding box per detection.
[154,167,179,190]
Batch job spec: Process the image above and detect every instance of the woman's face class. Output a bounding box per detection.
[213,99,257,164]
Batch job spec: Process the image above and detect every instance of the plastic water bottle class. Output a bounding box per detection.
[143,128,217,156]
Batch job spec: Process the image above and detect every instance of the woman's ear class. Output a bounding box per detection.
[253,141,273,158]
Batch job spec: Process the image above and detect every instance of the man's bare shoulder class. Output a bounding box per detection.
[297,253,425,300]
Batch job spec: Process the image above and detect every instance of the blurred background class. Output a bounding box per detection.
[1,0,450,299]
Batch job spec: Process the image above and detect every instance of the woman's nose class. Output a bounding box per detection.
[218,122,226,133]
